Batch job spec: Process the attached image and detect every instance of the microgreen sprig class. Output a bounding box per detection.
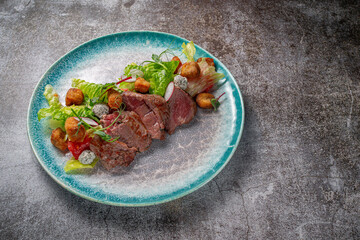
[211,92,225,111]
[140,46,181,70]
[142,60,168,71]
[70,104,125,143]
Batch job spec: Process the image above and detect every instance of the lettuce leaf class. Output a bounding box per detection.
[149,69,172,96]
[37,85,96,125]
[44,84,62,108]
[118,82,135,91]
[37,85,63,121]
[124,64,146,77]
[64,157,98,174]
[123,60,178,96]
[51,105,95,122]
[182,41,196,62]
[71,78,110,103]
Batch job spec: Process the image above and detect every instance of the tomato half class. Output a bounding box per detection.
[67,136,92,160]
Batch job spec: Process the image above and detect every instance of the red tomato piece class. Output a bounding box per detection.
[203,84,214,93]
[68,136,92,160]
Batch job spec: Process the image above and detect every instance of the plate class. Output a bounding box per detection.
[27,31,244,206]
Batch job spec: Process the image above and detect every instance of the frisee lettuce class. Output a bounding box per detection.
[182,41,196,62]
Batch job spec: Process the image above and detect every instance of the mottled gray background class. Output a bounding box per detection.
[1,0,359,239]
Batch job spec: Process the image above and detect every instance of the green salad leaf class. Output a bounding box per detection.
[151,54,161,63]
[52,105,95,123]
[37,85,96,125]
[37,85,62,121]
[211,98,221,111]
[72,78,114,103]
[122,60,178,96]
[64,157,98,174]
[118,82,135,91]
[149,69,171,96]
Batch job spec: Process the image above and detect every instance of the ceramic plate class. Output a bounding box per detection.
[27,31,244,206]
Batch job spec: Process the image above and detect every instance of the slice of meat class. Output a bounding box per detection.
[166,86,197,134]
[122,91,169,140]
[90,135,137,170]
[101,111,151,152]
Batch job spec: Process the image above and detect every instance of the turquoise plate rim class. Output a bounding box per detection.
[27,31,245,206]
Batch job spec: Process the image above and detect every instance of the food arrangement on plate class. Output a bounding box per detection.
[37,41,227,174]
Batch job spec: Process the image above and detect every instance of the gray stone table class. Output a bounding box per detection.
[1,0,359,239]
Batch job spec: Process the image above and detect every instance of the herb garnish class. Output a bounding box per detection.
[70,104,125,143]
[211,92,225,111]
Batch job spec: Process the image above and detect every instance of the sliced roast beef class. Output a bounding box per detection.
[90,135,137,170]
[166,86,197,134]
[122,91,169,140]
[101,111,151,152]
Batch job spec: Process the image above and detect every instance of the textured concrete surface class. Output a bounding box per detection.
[1,0,359,239]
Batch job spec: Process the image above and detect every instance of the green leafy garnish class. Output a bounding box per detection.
[38,80,120,127]
[37,85,62,121]
[72,78,118,104]
[211,98,221,111]
[122,60,178,96]
[70,105,124,143]
[37,85,96,125]
[151,54,161,63]
[92,131,118,143]
[210,92,225,111]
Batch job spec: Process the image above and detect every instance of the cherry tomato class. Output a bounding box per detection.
[171,56,182,73]
[67,136,92,160]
